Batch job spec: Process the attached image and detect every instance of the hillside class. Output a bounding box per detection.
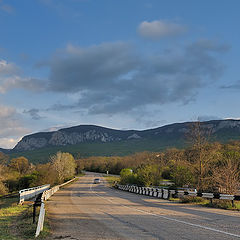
[0,148,10,154]
[5,119,240,163]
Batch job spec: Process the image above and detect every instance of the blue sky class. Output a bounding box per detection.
[0,0,240,148]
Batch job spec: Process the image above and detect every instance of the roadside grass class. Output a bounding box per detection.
[205,200,240,210]
[0,196,50,239]
[177,196,240,210]
[104,175,120,186]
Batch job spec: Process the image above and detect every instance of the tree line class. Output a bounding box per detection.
[0,151,77,195]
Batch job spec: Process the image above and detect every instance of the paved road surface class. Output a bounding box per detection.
[47,172,240,240]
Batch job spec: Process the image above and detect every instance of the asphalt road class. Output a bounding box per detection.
[46,172,240,240]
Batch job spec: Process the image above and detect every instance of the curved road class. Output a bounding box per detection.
[47,172,240,240]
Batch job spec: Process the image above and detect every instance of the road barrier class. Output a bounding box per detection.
[35,177,76,237]
[35,202,45,237]
[18,178,77,237]
[115,184,240,204]
[19,184,50,204]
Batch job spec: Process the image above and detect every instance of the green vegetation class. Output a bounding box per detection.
[205,200,240,210]
[179,196,240,210]
[104,175,120,186]
[0,151,78,239]
[9,139,181,164]
[0,151,77,196]
[0,196,49,239]
[180,196,207,204]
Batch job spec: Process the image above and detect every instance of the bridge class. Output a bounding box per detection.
[46,172,240,240]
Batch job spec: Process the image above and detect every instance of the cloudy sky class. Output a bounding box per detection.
[0,0,239,148]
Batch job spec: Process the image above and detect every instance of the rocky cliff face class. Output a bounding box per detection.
[14,128,124,151]
[13,120,240,152]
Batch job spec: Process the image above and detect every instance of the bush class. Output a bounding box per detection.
[120,168,137,185]
[206,199,237,210]
[170,165,194,187]
[4,179,18,192]
[136,164,162,187]
[162,167,171,179]
[18,173,38,189]
[180,196,204,203]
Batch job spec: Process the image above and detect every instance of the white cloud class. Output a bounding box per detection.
[0,105,29,148]
[0,59,45,93]
[137,20,187,40]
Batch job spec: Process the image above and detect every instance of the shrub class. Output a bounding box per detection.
[120,168,137,184]
[180,196,204,203]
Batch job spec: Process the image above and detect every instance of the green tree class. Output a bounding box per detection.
[170,165,194,187]
[136,165,162,187]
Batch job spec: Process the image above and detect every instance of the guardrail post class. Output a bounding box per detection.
[35,202,45,237]
[33,202,36,224]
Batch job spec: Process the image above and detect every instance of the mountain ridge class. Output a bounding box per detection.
[12,119,240,152]
[2,119,240,164]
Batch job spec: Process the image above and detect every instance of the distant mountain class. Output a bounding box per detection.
[0,148,10,154]
[13,120,240,152]
[7,119,240,163]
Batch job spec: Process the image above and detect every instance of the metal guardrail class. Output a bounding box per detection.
[115,184,240,203]
[35,202,45,237]
[35,177,76,237]
[19,184,50,204]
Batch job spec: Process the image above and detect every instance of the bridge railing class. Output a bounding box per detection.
[19,184,50,204]
[35,177,76,237]
[115,184,240,203]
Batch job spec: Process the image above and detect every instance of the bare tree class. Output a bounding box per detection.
[213,157,240,194]
[51,152,76,184]
[186,121,214,191]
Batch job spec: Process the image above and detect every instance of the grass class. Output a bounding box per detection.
[103,175,120,186]
[178,196,240,210]
[0,196,50,239]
